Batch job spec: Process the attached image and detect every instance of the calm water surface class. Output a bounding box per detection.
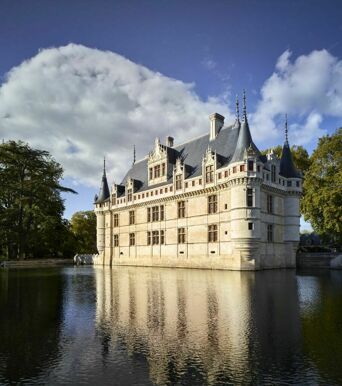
[0,266,342,385]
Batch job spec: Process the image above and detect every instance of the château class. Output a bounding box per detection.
[94,93,302,270]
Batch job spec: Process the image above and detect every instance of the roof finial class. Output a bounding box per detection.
[242,89,247,121]
[133,144,136,165]
[285,114,289,145]
[235,94,240,122]
[103,157,106,175]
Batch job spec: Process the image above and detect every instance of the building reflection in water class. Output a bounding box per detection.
[95,267,302,385]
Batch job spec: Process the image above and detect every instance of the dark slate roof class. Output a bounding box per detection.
[280,142,301,178]
[231,118,261,162]
[96,171,110,203]
[120,123,242,193]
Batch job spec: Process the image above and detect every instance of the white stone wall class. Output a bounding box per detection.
[95,159,301,270]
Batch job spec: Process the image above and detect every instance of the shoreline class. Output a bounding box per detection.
[1,259,74,268]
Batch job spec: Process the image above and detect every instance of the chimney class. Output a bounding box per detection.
[209,113,225,141]
[166,136,174,147]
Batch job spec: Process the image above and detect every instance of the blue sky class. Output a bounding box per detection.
[0,0,341,227]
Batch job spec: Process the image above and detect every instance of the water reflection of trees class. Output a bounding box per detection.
[0,268,64,384]
[95,267,307,385]
[299,271,342,385]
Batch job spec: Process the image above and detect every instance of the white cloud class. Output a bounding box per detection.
[252,49,342,144]
[0,44,232,187]
[1,45,341,191]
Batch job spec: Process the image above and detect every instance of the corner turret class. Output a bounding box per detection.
[231,91,260,162]
[279,116,301,178]
[96,158,110,203]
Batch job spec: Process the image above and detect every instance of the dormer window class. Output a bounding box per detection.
[176,174,182,190]
[148,138,168,186]
[271,165,276,182]
[205,165,214,183]
[154,165,160,178]
[111,194,116,205]
[248,160,254,171]
[127,188,132,202]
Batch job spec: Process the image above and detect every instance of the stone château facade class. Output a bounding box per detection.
[94,94,302,270]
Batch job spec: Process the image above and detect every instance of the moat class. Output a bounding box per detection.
[0,266,342,385]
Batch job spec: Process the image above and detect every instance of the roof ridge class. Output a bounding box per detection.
[174,123,235,149]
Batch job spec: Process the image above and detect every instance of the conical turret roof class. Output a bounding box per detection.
[96,158,110,203]
[279,117,301,178]
[231,92,260,162]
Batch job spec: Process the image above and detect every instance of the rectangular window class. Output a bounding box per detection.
[224,170,228,178]
[129,210,135,225]
[208,224,218,242]
[248,222,254,230]
[205,165,214,183]
[287,180,292,187]
[147,207,151,222]
[176,174,182,190]
[129,233,135,246]
[160,230,165,244]
[170,186,173,192]
[267,224,273,243]
[271,165,276,182]
[267,194,273,214]
[113,213,119,227]
[160,205,165,221]
[185,182,188,188]
[246,188,253,207]
[240,164,245,172]
[147,231,151,245]
[127,188,132,202]
[113,234,119,247]
[178,201,186,218]
[248,160,254,171]
[257,165,260,172]
[162,163,166,176]
[296,181,300,187]
[111,194,116,205]
[152,206,159,222]
[233,166,237,173]
[218,172,222,179]
[178,227,186,244]
[152,230,159,245]
[154,164,160,178]
[208,195,217,214]
[192,180,195,186]
[199,178,202,185]
[149,168,153,180]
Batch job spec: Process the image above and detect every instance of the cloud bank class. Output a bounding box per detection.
[0,45,341,188]
[0,44,231,186]
[253,49,342,144]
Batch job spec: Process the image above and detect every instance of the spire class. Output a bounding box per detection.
[280,116,301,178]
[242,89,247,122]
[231,90,260,162]
[235,94,240,122]
[133,145,136,165]
[96,157,110,203]
[285,114,289,145]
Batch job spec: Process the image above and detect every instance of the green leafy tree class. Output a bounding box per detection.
[70,211,97,253]
[0,140,77,259]
[301,128,342,244]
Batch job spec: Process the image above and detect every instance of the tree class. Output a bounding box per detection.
[301,128,342,245]
[70,211,97,253]
[0,140,77,259]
